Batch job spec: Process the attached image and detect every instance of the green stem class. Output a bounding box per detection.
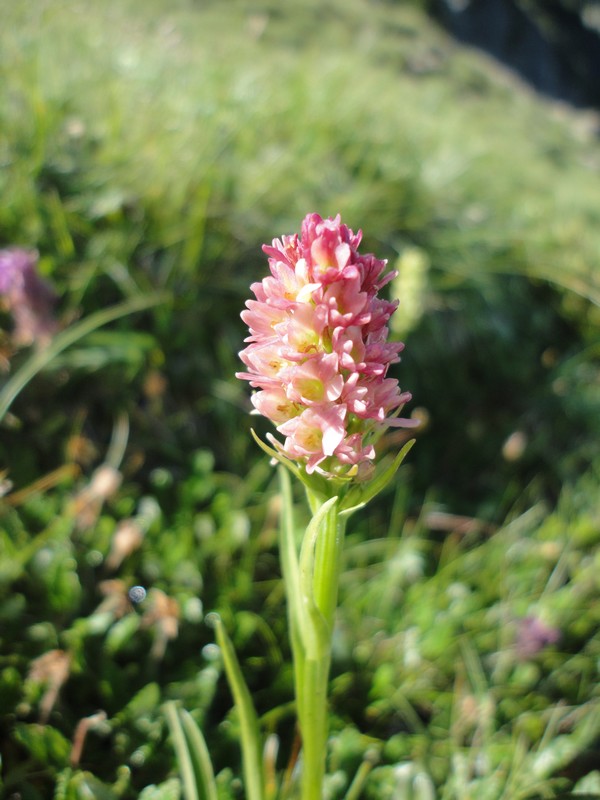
[299,655,331,800]
[279,471,346,800]
[302,502,345,800]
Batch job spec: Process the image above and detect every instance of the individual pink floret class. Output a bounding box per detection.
[278,405,347,473]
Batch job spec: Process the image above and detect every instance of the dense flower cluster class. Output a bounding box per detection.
[237,213,415,476]
[0,248,57,346]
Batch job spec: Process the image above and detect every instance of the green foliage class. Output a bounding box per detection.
[0,0,599,797]
[335,469,600,798]
[164,703,217,800]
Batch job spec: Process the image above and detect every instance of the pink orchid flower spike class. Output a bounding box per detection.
[237,213,417,478]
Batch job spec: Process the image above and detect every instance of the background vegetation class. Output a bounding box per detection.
[0,0,599,798]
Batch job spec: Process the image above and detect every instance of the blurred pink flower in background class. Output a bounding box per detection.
[516,615,561,660]
[0,248,57,347]
[237,213,416,477]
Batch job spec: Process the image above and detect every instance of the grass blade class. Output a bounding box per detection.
[164,702,217,800]
[214,616,266,800]
[0,292,166,423]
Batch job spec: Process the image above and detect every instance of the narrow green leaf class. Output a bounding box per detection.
[278,467,309,648]
[314,498,346,633]
[0,292,166,423]
[250,430,303,483]
[340,439,415,517]
[343,749,380,800]
[299,496,338,655]
[214,618,266,800]
[179,709,218,800]
[164,702,200,800]
[250,431,331,499]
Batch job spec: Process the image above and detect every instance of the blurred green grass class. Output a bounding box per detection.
[1,0,598,502]
[0,0,599,797]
